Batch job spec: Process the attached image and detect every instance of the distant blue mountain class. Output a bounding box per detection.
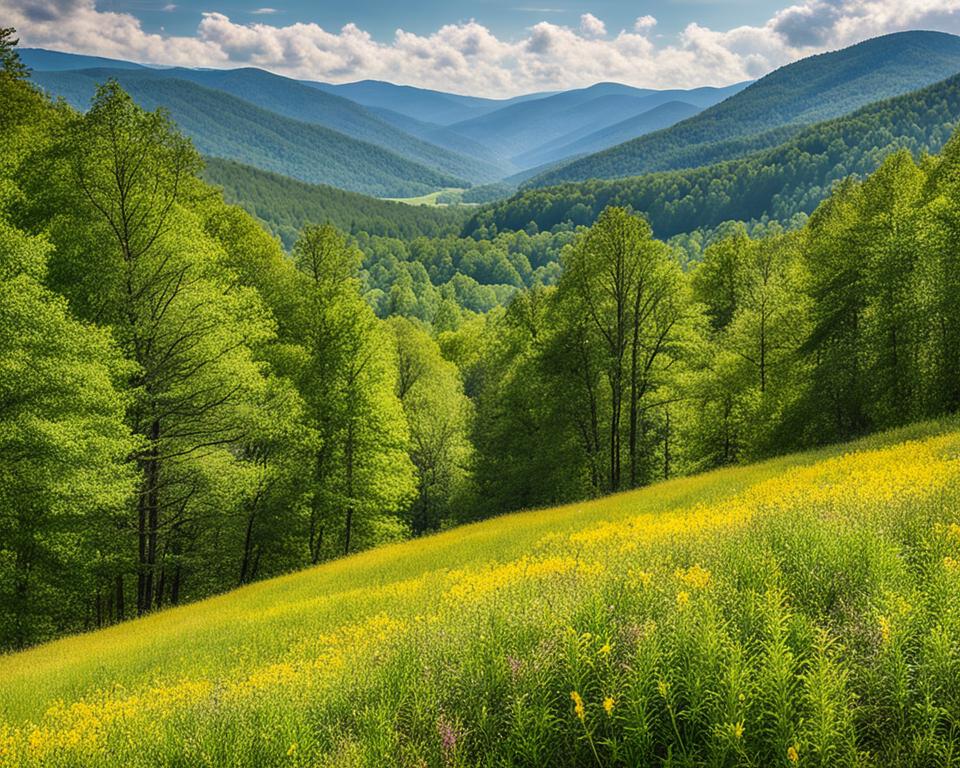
[19,48,147,71]
[306,79,552,126]
[447,82,749,161]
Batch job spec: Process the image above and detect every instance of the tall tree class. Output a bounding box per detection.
[389,318,472,534]
[291,224,415,558]
[0,218,134,648]
[26,83,278,614]
[558,207,689,490]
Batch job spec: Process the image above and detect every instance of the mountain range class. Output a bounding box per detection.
[19,30,960,231]
[527,30,960,187]
[20,48,743,192]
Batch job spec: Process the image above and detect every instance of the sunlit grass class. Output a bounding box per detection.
[382,188,468,206]
[2,419,959,766]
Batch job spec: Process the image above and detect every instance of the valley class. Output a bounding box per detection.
[5,19,960,768]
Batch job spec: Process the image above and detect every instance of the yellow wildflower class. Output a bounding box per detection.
[732,721,744,740]
[287,743,298,757]
[677,590,690,609]
[677,564,711,589]
[603,697,615,716]
[570,691,585,721]
[657,680,669,698]
[787,744,799,763]
[599,643,611,656]
[878,615,891,644]
[945,556,959,572]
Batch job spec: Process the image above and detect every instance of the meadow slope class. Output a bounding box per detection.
[2,421,960,766]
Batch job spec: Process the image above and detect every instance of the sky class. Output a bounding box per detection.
[7,0,960,96]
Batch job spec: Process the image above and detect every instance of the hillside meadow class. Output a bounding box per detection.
[2,419,960,766]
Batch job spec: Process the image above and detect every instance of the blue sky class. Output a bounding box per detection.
[10,0,960,95]
[130,0,780,41]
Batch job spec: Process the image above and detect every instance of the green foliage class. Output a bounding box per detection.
[0,218,135,648]
[0,28,28,80]
[0,57,462,648]
[389,317,473,534]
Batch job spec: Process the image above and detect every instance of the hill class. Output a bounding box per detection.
[530,30,960,186]
[202,158,471,248]
[30,66,504,185]
[514,100,702,169]
[18,48,146,71]
[307,79,549,125]
[29,71,467,198]
[449,82,747,163]
[2,421,959,766]
[468,71,960,238]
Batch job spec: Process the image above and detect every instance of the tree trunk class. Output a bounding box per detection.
[115,573,125,622]
[139,418,161,615]
[170,564,182,605]
[344,420,355,556]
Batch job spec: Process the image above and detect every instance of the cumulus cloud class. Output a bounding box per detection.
[7,0,960,96]
[634,15,657,33]
[579,13,606,37]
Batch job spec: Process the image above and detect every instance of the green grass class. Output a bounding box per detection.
[2,419,960,766]
[383,188,467,206]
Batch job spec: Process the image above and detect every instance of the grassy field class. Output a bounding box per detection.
[2,420,960,766]
[383,188,467,206]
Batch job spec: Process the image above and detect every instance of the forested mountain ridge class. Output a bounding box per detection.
[514,100,703,169]
[307,78,551,125]
[468,70,960,238]
[30,70,469,197]
[18,47,146,71]
[446,81,747,163]
[530,30,960,186]
[203,157,471,247]
[30,67,506,186]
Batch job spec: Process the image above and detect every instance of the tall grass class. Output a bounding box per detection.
[2,420,960,766]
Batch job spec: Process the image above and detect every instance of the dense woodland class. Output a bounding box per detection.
[203,158,470,247]
[7,27,960,652]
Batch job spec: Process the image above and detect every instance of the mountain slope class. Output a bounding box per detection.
[468,71,960,238]
[202,158,470,247]
[366,106,511,165]
[1,421,957,766]
[31,65,504,184]
[18,47,146,71]
[30,71,467,198]
[531,30,960,186]
[514,100,702,169]
[449,82,747,161]
[307,79,549,125]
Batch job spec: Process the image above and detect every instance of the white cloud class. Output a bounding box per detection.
[162,3,176,11]
[579,12,606,37]
[8,0,960,96]
[634,15,656,33]
[251,7,279,15]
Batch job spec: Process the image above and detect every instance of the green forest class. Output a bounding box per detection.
[7,26,960,656]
